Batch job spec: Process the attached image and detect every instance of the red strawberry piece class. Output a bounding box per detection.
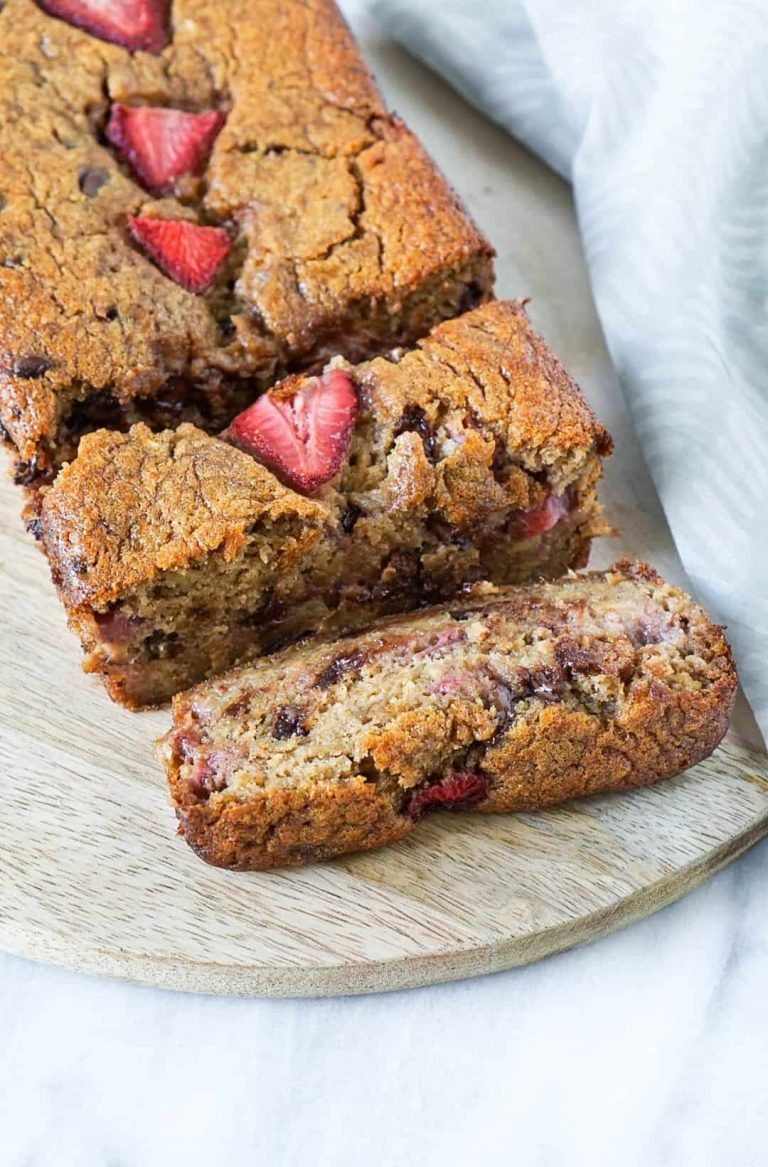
[429,671,471,697]
[407,771,489,821]
[106,104,225,196]
[222,370,359,495]
[187,748,232,800]
[35,0,169,54]
[506,490,572,540]
[127,216,230,294]
[93,608,146,644]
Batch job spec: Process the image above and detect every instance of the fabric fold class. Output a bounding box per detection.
[369,0,768,740]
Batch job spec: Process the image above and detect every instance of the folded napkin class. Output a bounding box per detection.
[369,0,768,742]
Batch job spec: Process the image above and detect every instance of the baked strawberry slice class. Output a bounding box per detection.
[506,490,572,540]
[35,0,169,53]
[128,216,230,294]
[107,104,225,195]
[222,370,359,495]
[407,771,489,820]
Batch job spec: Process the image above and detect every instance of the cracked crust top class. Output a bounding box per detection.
[0,0,494,471]
[40,301,612,614]
[42,422,327,607]
[354,299,613,469]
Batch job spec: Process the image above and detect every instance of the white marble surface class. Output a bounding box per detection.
[2,5,767,1164]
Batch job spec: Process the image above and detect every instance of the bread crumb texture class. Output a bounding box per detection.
[161,562,736,869]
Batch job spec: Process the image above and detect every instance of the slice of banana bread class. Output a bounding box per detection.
[0,0,493,487]
[40,301,613,707]
[160,561,737,870]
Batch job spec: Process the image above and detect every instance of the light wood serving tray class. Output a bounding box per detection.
[1,480,767,997]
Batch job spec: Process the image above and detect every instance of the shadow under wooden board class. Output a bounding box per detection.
[2,479,768,998]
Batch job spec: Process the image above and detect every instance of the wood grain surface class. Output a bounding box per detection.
[1,478,767,997]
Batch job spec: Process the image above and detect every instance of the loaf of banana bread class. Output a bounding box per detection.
[0,0,493,487]
[40,301,612,707]
[160,561,736,870]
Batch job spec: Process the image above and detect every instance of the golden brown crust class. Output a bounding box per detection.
[42,423,328,608]
[400,299,612,462]
[161,562,737,870]
[39,301,612,706]
[173,779,410,871]
[350,299,612,513]
[227,115,494,354]
[0,0,494,479]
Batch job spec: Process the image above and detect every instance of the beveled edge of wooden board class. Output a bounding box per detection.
[3,473,767,999]
[3,745,767,999]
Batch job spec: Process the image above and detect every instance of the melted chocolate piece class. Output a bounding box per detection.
[516,665,565,702]
[272,705,309,739]
[485,662,566,747]
[340,503,362,534]
[78,166,110,198]
[555,633,639,681]
[449,601,494,622]
[554,638,603,675]
[314,650,365,689]
[13,355,52,379]
[394,404,438,464]
[376,551,424,605]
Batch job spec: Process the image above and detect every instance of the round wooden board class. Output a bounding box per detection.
[1,482,768,997]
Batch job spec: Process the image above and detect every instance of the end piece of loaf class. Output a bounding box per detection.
[40,301,612,706]
[160,561,737,870]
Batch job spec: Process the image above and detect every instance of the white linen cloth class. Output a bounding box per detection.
[369,0,768,740]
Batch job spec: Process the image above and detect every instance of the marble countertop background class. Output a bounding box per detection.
[2,4,766,1164]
